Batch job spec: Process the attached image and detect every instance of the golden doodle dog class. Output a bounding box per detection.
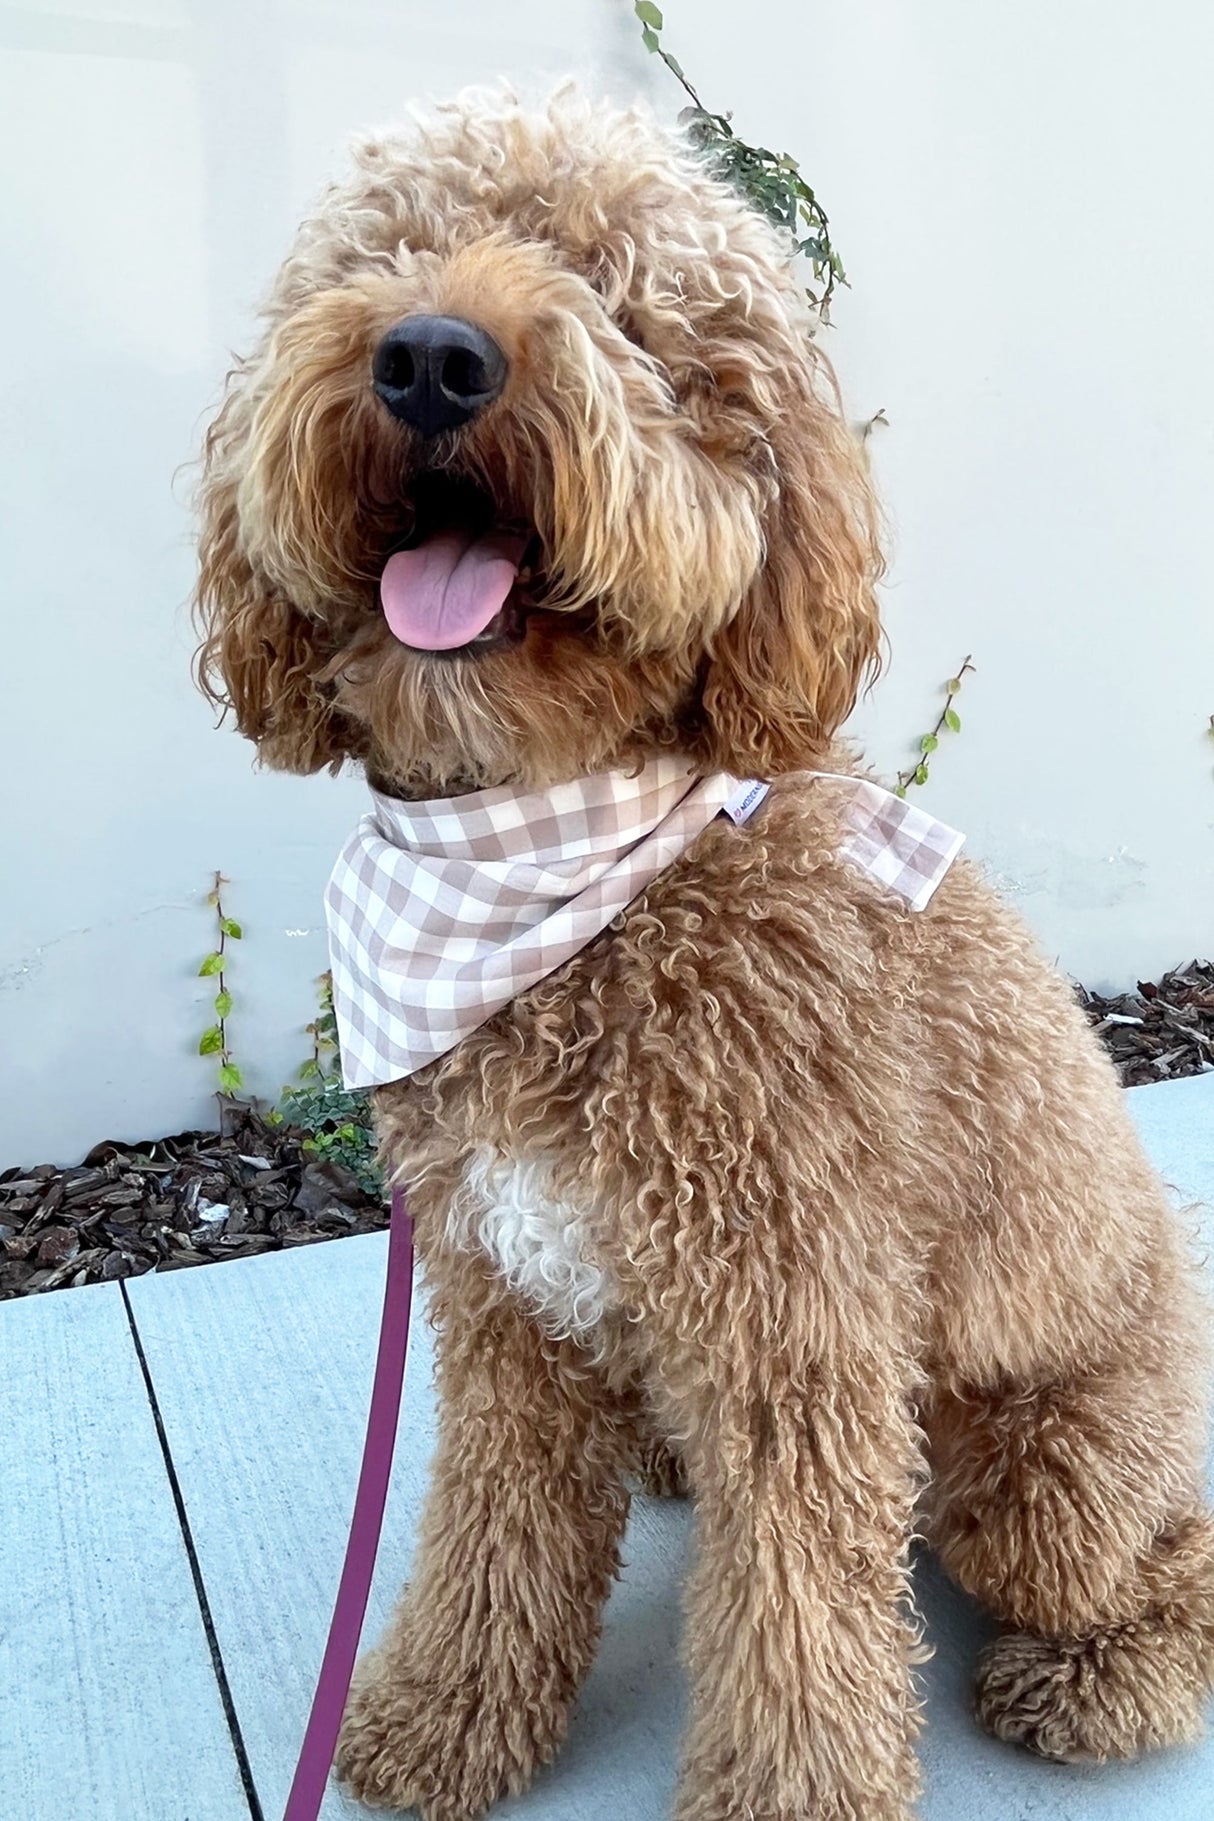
[195,88,1214,1821]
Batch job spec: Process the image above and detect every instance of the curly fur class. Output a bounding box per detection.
[195,86,1214,1821]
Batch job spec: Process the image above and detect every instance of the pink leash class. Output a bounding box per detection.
[282,1185,414,1821]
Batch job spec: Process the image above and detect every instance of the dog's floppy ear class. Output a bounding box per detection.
[193,390,347,776]
[695,355,883,778]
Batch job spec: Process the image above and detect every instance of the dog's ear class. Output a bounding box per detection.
[193,395,347,776]
[694,354,883,778]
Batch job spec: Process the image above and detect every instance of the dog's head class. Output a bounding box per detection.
[195,87,882,794]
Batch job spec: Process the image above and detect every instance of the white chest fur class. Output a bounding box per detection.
[456,1148,613,1340]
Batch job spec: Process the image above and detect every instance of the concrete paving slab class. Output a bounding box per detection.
[0,1279,251,1821]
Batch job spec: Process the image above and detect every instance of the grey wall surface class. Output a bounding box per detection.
[2,1,1211,1165]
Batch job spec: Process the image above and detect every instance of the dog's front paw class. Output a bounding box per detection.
[675,1760,917,1821]
[335,1648,497,1819]
[335,1644,561,1820]
[676,1796,915,1821]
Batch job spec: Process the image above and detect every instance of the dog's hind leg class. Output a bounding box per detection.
[927,1292,1214,1761]
[335,1267,629,1821]
[919,975,1214,1765]
[973,1510,1214,1762]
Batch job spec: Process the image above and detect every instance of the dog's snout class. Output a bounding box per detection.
[371,315,507,437]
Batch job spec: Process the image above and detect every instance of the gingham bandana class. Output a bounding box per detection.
[820,774,966,915]
[325,762,963,1088]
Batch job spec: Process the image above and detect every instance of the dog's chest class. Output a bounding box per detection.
[452,1148,613,1339]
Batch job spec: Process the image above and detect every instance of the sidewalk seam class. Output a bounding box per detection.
[120,1281,267,1821]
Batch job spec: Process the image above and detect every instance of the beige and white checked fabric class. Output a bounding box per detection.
[325,761,963,1088]
[815,774,966,915]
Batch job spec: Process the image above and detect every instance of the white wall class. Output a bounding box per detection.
[2,0,1211,1166]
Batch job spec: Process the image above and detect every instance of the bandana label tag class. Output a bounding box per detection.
[722,780,770,825]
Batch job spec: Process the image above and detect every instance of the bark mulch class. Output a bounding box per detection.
[0,1111,387,1302]
[1075,959,1214,1088]
[3,961,1211,1303]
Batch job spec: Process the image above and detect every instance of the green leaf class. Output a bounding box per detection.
[635,1,663,26]
[198,1026,224,1056]
[944,707,962,734]
[914,763,929,786]
[920,734,939,755]
[218,1062,244,1094]
[214,988,233,1018]
[198,952,223,976]
[662,51,684,78]
[641,25,659,51]
[220,917,243,939]
[946,676,961,695]
[894,784,907,800]
[298,1058,322,1081]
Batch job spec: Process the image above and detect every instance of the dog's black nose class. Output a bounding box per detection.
[371,315,507,437]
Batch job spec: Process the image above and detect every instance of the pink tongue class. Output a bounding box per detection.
[380,530,526,651]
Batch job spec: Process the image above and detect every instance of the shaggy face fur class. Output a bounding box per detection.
[195,90,880,795]
[196,90,1214,1821]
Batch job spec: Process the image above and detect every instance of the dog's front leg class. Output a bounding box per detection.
[335,1271,628,1820]
[667,1339,925,1821]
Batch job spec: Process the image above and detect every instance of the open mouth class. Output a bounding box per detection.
[379,473,539,658]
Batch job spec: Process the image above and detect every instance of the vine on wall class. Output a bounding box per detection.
[633,2,844,318]
[196,871,244,1120]
[895,660,974,798]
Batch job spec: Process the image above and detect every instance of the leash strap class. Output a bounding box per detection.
[282,1185,415,1821]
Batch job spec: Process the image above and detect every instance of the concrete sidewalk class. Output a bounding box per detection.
[3,1071,1212,1821]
